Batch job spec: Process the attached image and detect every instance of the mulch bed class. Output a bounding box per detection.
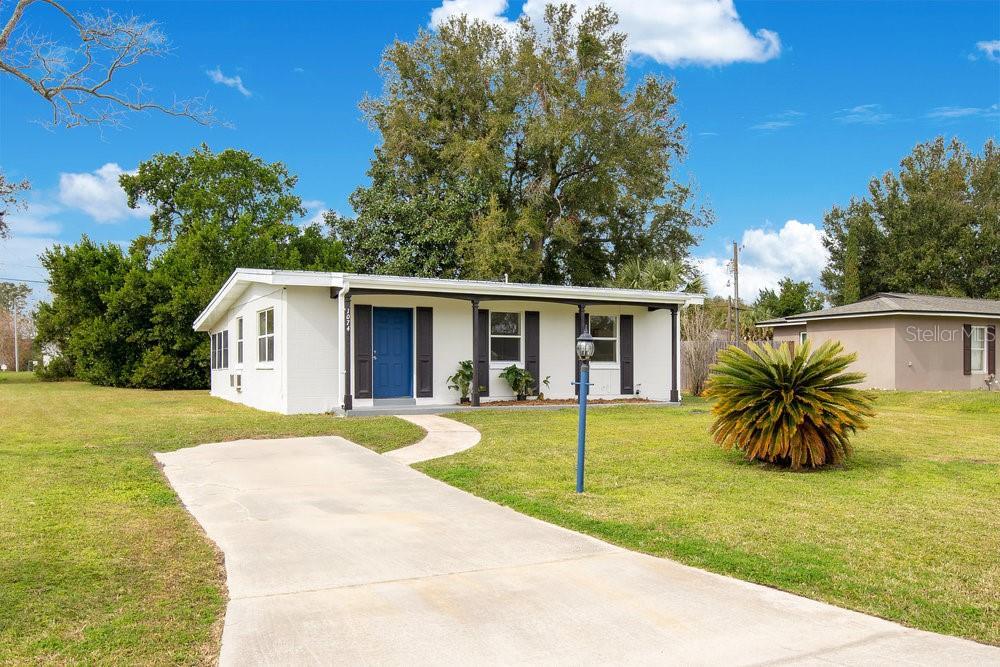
[474,397,656,407]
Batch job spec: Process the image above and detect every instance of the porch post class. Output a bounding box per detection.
[471,299,481,407]
[670,304,680,402]
[343,293,353,411]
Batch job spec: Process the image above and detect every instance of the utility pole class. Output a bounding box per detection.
[12,302,18,372]
[732,241,740,342]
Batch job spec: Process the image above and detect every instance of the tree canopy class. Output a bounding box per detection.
[752,277,825,319]
[821,137,999,305]
[330,4,710,285]
[35,146,347,388]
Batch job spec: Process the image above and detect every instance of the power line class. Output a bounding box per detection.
[0,277,48,284]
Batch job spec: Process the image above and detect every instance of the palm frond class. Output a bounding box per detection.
[705,341,875,470]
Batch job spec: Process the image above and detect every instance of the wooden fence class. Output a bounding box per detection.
[682,339,782,394]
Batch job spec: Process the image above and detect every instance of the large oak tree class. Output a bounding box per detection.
[822,137,999,304]
[330,4,709,285]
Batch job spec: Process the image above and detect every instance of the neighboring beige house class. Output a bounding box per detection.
[759,293,998,391]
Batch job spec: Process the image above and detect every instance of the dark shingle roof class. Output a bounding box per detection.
[762,293,1000,325]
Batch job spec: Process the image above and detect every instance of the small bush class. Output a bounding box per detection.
[705,340,875,470]
[35,355,74,382]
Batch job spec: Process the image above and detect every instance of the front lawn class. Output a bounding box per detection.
[419,392,1000,645]
[0,374,423,664]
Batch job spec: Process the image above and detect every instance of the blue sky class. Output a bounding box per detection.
[2,0,998,301]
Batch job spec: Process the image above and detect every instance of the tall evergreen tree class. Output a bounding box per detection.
[330,4,710,285]
[822,137,999,304]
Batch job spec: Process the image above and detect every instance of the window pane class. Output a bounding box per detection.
[490,337,520,361]
[258,311,266,335]
[972,351,985,372]
[266,308,274,334]
[259,337,266,361]
[267,335,275,361]
[593,339,616,362]
[971,327,985,347]
[590,315,616,338]
[490,312,519,336]
[237,318,243,339]
[237,341,243,364]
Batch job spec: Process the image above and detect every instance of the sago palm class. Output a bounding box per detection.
[705,340,875,470]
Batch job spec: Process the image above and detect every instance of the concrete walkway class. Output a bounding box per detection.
[157,434,1000,666]
[383,414,481,464]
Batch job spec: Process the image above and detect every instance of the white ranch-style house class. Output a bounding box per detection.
[194,269,703,414]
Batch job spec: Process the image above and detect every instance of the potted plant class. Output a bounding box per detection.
[447,360,475,403]
[499,365,536,401]
[447,360,486,404]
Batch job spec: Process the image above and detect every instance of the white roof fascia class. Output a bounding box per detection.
[194,269,704,332]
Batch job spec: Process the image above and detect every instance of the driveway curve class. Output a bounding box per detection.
[156,424,1000,666]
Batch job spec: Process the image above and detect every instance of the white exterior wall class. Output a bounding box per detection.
[285,286,340,414]
[208,286,680,414]
[208,283,287,413]
[350,296,676,405]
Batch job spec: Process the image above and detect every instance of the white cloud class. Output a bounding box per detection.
[750,110,804,131]
[695,219,828,300]
[206,66,252,97]
[299,200,330,227]
[5,201,62,236]
[430,0,781,66]
[835,104,892,125]
[926,104,999,119]
[975,39,1000,62]
[58,163,151,223]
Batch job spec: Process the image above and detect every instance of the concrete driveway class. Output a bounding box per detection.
[157,433,1000,666]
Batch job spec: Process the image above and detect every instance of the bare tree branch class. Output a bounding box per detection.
[0,0,218,129]
[0,172,31,239]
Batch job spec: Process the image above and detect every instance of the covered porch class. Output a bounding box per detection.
[335,275,693,414]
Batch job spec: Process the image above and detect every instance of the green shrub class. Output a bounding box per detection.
[35,356,74,382]
[705,341,875,470]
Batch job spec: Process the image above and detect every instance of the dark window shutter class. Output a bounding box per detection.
[416,307,434,397]
[620,314,634,394]
[222,330,229,369]
[524,311,540,395]
[963,324,972,376]
[989,324,997,375]
[574,312,590,396]
[355,305,373,398]
[477,308,490,396]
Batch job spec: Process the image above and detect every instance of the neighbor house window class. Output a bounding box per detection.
[236,317,244,365]
[210,331,228,370]
[589,315,617,363]
[971,325,987,373]
[800,331,808,345]
[490,311,521,362]
[258,308,275,363]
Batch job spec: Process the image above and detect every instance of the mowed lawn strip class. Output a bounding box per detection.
[418,392,1000,645]
[0,374,423,664]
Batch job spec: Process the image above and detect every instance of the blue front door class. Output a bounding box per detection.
[373,308,413,398]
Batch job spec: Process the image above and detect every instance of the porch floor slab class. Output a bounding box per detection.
[345,400,679,417]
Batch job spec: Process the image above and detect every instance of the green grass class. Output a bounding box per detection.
[418,392,1000,645]
[0,374,423,664]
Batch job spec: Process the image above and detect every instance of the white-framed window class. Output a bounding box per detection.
[258,308,275,364]
[490,311,521,362]
[970,325,987,373]
[799,331,808,345]
[236,317,244,365]
[210,330,229,370]
[589,315,618,363]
